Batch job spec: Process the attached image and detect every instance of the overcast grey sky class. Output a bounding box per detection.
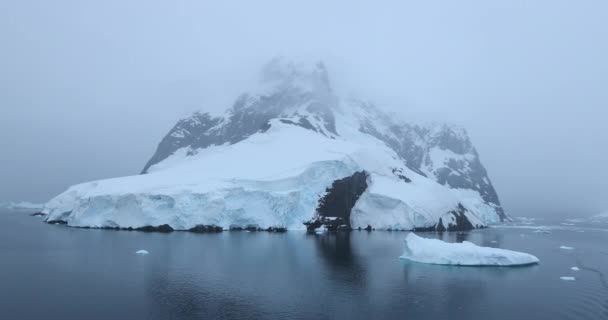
[1,0,606,217]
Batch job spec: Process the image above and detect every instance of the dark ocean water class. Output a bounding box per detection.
[1,211,607,320]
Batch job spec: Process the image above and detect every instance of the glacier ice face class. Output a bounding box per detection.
[400,233,540,266]
[42,59,507,231]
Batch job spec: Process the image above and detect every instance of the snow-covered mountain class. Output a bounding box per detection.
[42,58,507,232]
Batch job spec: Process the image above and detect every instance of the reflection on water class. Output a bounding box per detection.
[1,212,608,320]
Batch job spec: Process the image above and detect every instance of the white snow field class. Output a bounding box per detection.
[41,59,505,231]
[400,233,540,266]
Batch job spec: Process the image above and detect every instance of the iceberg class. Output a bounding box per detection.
[533,229,551,234]
[135,250,149,255]
[560,277,576,281]
[399,233,540,266]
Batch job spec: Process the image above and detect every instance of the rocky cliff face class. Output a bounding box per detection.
[142,59,338,174]
[349,100,506,221]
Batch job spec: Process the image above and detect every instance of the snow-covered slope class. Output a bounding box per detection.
[400,233,539,266]
[42,58,506,231]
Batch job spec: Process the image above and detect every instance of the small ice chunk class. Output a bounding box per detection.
[315,227,326,234]
[490,240,498,243]
[136,250,149,255]
[559,246,574,250]
[399,233,540,266]
[560,277,576,281]
[533,229,551,234]
[571,267,580,271]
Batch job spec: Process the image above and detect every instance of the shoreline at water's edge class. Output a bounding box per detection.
[43,219,490,234]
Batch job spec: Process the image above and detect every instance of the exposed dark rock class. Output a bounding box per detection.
[304,171,369,232]
[141,61,338,174]
[228,225,287,232]
[266,227,287,233]
[364,225,372,232]
[316,171,368,224]
[189,225,223,233]
[414,204,484,232]
[47,219,67,225]
[391,168,412,183]
[30,212,47,217]
[303,217,323,232]
[229,225,261,231]
[336,224,350,232]
[279,118,319,134]
[354,101,507,221]
[304,216,349,232]
[135,224,174,233]
[49,223,287,234]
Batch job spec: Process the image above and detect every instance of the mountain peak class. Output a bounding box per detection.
[260,57,331,94]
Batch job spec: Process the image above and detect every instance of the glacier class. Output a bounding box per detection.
[400,233,540,266]
[42,58,507,232]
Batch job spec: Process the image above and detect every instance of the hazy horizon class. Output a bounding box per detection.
[1,0,607,218]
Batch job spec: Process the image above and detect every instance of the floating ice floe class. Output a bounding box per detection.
[1,201,44,210]
[135,250,149,255]
[399,233,540,266]
[533,229,551,234]
[559,246,574,250]
[571,267,580,271]
[560,277,576,281]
